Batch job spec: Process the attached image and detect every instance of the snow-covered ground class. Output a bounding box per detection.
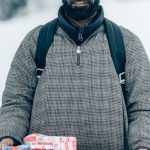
[0,0,150,105]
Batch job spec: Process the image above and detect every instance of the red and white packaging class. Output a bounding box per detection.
[23,133,77,150]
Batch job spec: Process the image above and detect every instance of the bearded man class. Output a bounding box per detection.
[0,0,150,150]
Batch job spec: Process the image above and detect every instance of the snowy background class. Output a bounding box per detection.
[0,0,150,105]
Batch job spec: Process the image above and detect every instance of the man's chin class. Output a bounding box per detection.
[66,11,91,21]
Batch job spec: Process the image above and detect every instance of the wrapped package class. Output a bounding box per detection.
[2,146,12,150]
[17,145,30,150]
[2,145,30,150]
[23,133,77,150]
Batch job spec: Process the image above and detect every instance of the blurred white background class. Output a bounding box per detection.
[0,0,150,105]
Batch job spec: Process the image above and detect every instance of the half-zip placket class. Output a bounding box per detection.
[56,27,103,67]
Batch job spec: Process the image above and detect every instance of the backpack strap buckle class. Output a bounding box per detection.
[36,68,44,78]
[119,72,125,85]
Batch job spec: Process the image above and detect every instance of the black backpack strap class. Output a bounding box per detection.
[35,18,58,78]
[104,18,126,86]
[104,18,127,149]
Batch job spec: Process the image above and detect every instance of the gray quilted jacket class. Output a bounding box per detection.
[0,24,150,150]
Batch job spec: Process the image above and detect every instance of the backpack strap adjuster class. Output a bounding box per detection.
[36,68,44,78]
[35,18,58,80]
[119,72,125,85]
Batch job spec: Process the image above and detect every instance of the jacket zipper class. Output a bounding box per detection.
[58,29,100,68]
[76,32,83,67]
[76,46,81,67]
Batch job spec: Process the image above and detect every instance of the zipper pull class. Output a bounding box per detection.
[78,33,83,42]
[76,46,81,67]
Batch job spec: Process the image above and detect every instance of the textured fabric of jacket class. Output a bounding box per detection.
[0,23,150,150]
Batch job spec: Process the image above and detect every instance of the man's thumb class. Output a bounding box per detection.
[0,138,14,150]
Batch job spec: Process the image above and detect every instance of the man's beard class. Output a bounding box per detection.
[62,0,100,21]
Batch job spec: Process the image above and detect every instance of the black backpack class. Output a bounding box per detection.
[35,18,126,92]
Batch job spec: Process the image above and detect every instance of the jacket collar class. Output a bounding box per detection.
[58,5,104,45]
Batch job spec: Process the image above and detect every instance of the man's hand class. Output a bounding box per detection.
[0,138,14,150]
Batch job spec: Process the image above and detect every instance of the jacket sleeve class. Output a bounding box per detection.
[0,26,41,144]
[123,28,150,149]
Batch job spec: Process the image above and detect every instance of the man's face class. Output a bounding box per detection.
[62,0,100,21]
